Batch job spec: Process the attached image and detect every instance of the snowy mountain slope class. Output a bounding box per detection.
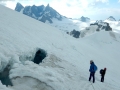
[0,5,120,90]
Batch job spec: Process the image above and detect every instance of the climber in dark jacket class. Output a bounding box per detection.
[101,68,106,82]
[89,60,96,83]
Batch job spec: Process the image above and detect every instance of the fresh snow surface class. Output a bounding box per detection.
[0,5,120,90]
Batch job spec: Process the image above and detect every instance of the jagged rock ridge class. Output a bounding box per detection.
[15,3,62,23]
[90,20,112,31]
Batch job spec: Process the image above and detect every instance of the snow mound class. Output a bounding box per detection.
[83,31,120,43]
[9,54,84,90]
[11,76,54,90]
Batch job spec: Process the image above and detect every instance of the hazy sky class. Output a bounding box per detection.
[0,0,120,20]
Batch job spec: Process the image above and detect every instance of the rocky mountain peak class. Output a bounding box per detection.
[80,16,90,22]
[15,2,24,12]
[107,16,116,21]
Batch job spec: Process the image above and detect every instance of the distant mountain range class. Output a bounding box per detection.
[15,3,117,23]
[15,3,62,23]
[15,3,116,39]
[15,3,92,23]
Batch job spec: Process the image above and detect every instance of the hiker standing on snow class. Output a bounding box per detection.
[89,60,97,83]
[100,68,106,82]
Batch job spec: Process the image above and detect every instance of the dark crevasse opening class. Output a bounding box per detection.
[33,49,47,64]
[0,65,13,86]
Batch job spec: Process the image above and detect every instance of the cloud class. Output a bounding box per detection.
[96,0,109,3]
[84,7,120,20]
[48,0,86,17]
[0,0,110,11]
[51,0,109,18]
[0,0,14,1]
[0,0,32,1]
[0,0,35,9]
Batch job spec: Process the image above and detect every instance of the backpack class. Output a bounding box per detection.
[94,64,98,72]
[100,69,103,74]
